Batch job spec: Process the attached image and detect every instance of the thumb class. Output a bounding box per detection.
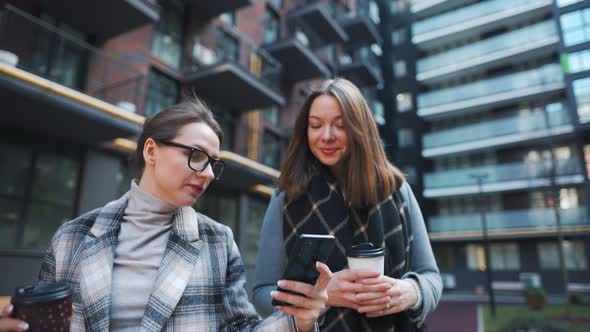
[314,261,332,291]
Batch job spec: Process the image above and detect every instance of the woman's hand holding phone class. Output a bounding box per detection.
[271,262,332,332]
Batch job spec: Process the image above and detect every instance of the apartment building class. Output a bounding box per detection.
[381,0,590,303]
[0,0,383,295]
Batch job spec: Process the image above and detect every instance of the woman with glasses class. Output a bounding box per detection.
[252,79,442,331]
[0,98,331,332]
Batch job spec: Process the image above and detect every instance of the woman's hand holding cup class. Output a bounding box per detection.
[0,305,28,332]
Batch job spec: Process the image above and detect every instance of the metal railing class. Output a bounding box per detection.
[412,0,549,37]
[429,206,589,233]
[184,26,282,96]
[0,4,146,111]
[424,157,582,189]
[417,20,558,75]
[417,64,563,110]
[423,102,570,149]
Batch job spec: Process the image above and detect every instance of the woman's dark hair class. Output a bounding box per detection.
[277,78,404,207]
[134,97,223,178]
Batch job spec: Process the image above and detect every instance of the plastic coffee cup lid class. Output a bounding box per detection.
[347,242,385,258]
[12,282,73,305]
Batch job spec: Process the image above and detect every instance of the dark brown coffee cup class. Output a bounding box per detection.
[11,282,73,332]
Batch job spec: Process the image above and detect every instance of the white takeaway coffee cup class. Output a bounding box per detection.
[346,243,385,275]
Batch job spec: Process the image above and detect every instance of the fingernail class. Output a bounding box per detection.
[271,291,277,297]
[277,280,287,287]
[19,322,29,331]
[6,304,13,312]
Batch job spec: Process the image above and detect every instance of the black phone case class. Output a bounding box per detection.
[272,234,335,307]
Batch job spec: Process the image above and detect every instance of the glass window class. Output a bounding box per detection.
[392,28,406,45]
[30,14,86,89]
[151,0,184,68]
[466,244,487,271]
[572,76,590,123]
[144,70,178,116]
[402,166,417,184]
[270,0,283,9]
[560,8,590,47]
[216,29,239,62]
[391,0,409,14]
[372,100,385,125]
[244,198,267,266]
[394,60,407,78]
[396,92,413,112]
[263,106,280,126]
[0,144,80,251]
[490,243,520,270]
[398,128,414,147]
[195,192,238,232]
[263,6,280,44]
[538,240,587,270]
[263,130,281,169]
[565,49,590,74]
[435,245,454,270]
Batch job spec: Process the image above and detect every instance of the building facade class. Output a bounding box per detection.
[0,0,383,297]
[380,0,590,306]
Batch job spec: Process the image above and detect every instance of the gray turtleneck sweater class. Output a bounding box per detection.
[109,181,179,331]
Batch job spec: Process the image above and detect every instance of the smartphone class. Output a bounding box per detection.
[272,233,335,306]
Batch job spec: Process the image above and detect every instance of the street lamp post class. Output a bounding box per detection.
[471,173,496,319]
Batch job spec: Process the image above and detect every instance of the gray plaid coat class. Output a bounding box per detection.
[38,194,297,331]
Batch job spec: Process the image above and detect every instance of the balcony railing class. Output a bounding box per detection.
[423,102,570,150]
[424,158,582,190]
[413,0,550,40]
[184,27,284,110]
[429,206,589,234]
[338,47,382,87]
[417,64,564,116]
[417,21,558,81]
[0,5,146,110]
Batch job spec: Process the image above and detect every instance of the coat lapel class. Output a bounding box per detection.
[140,206,203,331]
[79,195,128,331]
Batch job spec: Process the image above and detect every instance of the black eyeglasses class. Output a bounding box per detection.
[154,139,225,180]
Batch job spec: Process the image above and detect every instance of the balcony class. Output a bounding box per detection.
[287,1,348,46]
[410,0,477,18]
[40,0,159,39]
[337,48,382,88]
[412,0,553,50]
[424,158,584,198]
[184,27,285,111]
[338,2,382,46]
[263,32,331,82]
[0,6,144,143]
[189,0,253,20]
[417,21,559,85]
[429,207,590,241]
[422,102,573,157]
[417,64,565,120]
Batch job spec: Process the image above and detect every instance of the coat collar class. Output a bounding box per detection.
[80,194,202,331]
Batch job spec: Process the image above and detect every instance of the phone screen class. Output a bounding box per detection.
[272,233,335,306]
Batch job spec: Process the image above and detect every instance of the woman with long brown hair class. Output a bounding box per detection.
[252,79,441,331]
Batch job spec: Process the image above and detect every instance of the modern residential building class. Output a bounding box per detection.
[380,0,590,308]
[0,0,383,297]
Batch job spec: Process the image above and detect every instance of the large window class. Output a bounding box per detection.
[262,130,281,169]
[216,29,239,62]
[467,243,521,271]
[565,49,590,74]
[560,7,590,47]
[30,14,86,89]
[557,0,584,7]
[396,92,413,112]
[144,70,178,116]
[398,128,414,147]
[151,0,184,68]
[263,5,280,44]
[572,76,590,123]
[538,240,587,270]
[0,143,80,251]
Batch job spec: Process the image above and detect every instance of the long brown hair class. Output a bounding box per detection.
[278,79,404,208]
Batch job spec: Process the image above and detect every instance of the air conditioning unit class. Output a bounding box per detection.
[192,42,216,65]
[441,273,456,289]
[519,272,541,288]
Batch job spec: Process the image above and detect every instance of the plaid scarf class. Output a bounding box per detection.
[283,169,418,332]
